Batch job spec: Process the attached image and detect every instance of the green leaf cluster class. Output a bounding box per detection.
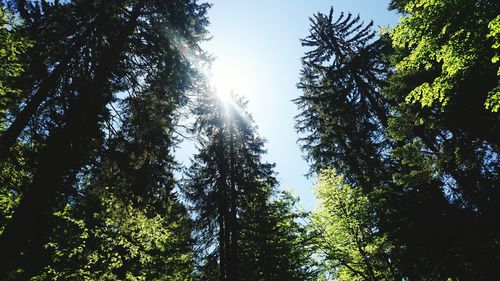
[0,6,29,118]
[390,0,500,111]
[312,169,399,281]
[297,3,500,280]
[30,192,193,281]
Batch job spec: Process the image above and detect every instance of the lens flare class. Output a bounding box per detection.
[210,58,248,103]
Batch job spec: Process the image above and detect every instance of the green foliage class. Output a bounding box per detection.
[0,0,210,278]
[1,0,498,279]
[186,93,317,280]
[295,8,392,185]
[0,144,31,233]
[185,93,278,280]
[0,6,29,116]
[240,188,318,281]
[487,15,500,111]
[31,191,193,281]
[297,4,500,280]
[312,169,399,281]
[390,0,500,111]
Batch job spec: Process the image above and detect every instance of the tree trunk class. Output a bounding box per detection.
[0,90,105,277]
[218,206,226,281]
[0,1,145,277]
[227,116,239,281]
[0,0,123,158]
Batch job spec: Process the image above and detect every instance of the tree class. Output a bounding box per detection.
[20,37,201,279]
[312,169,400,281]
[184,92,277,281]
[239,187,319,281]
[295,8,393,187]
[386,1,500,278]
[390,0,500,116]
[297,6,500,280]
[0,0,210,278]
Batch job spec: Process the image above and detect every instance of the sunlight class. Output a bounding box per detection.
[205,58,254,124]
[210,58,249,103]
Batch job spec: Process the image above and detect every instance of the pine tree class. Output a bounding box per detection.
[184,92,276,281]
[295,8,393,188]
[0,0,210,278]
[239,187,319,281]
[297,6,500,280]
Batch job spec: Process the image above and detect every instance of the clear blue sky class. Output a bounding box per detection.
[177,1,399,210]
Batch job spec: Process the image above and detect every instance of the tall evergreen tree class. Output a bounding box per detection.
[0,0,210,278]
[297,5,499,280]
[239,186,319,281]
[184,92,277,281]
[295,8,393,188]
[185,91,318,281]
[22,40,201,279]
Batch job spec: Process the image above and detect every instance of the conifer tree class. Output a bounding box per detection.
[186,91,318,280]
[297,6,500,280]
[0,0,210,278]
[239,187,319,281]
[22,45,200,279]
[185,92,276,281]
[295,8,393,188]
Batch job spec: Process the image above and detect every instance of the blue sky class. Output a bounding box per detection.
[177,1,399,209]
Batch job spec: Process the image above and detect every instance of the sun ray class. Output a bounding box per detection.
[210,58,249,103]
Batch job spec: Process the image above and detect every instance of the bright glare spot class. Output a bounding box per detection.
[210,58,249,103]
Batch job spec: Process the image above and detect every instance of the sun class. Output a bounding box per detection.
[210,58,249,102]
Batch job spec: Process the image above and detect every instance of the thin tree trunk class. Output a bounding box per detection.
[0,0,123,158]
[216,116,228,281]
[218,208,226,281]
[227,115,239,281]
[0,64,62,158]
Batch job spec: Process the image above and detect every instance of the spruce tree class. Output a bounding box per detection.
[184,92,276,281]
[295,8,393,188]
[297,6,500,280]
[0,0,210,278]
[186,91,318,280]
[239,187,319,281]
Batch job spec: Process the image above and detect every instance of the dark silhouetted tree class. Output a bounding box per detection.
[0,0,210,278]
[295,8,393,188]
[297,5,500,280]
[185,92,276,281]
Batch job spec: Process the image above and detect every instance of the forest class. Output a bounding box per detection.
[0,0,498,280]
